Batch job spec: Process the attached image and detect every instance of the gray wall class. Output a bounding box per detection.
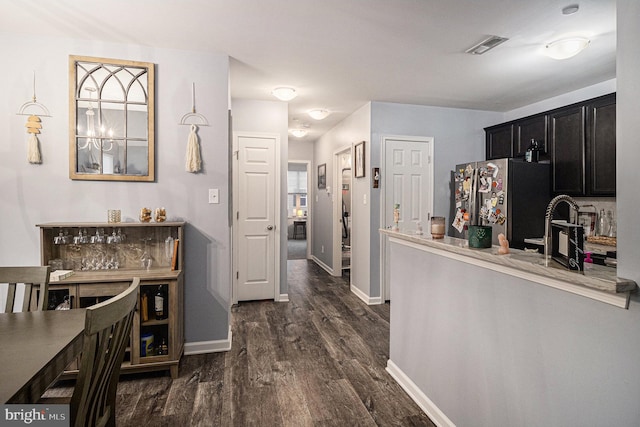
[617,0,640,283]
[369,102,502,298]
[503,79,616,121]
[288,140,314,163]
[231,99,289,295]
[1,33,232,344]
[312,103,371,278]
[389,241,640,427]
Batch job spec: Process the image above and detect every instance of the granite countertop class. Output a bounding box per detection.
[380,228,636,295]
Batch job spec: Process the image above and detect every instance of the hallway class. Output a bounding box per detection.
[47,260,435,426]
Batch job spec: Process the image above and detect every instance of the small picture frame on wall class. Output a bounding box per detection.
[318,163,327,189]
[355,141,365,178]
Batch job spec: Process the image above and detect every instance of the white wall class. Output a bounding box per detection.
[231,99,289,295]
[0,34,232,344]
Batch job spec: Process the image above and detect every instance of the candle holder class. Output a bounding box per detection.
[430,216,445,239]
[107,209,121,223]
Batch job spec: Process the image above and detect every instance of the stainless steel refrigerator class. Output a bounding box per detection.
[449,158,551,249]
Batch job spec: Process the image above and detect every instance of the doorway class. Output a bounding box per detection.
[287,161,310,260]
[232,132,281,303]
[380,136,434,301]
[333,148,352,274]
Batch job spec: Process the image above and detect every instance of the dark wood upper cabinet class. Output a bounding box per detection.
[484,93,615,197]
[586,94,616,196]
[485,124,513,160]
[549,106,585,195]
[515,114,549,161]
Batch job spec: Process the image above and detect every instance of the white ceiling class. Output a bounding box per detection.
[0,0,616,142]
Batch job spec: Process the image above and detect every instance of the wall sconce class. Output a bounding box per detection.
[308,109,330,120]
[544,37,590,60]
[272,87,297,101]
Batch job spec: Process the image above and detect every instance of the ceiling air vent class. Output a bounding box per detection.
[465,35,509,55]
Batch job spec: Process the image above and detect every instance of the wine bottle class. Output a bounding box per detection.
[141,291,149,322]
[155,286,165,320]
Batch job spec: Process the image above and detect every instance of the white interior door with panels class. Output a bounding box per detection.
[381,136,433,301]
[233,133,280,302]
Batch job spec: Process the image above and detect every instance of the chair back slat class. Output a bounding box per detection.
[70,278,139,427]
[0,266,50,313]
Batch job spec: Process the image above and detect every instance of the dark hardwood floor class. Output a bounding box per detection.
[47,260,435,426]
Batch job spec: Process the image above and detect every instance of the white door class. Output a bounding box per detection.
[382,137,433,300]
[234,134,279,301]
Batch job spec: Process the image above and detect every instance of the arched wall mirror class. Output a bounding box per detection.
[69,55,155,181]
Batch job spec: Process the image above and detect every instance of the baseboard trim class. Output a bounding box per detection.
[312,256,335,276]
[350,284,383,305]
[184,327,232,355]
[386,359,456,427]
[278,293,289,302]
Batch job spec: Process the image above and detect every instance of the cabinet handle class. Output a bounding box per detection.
[267,225,274,230]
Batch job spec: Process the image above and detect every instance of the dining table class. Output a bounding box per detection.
[0,308,86,403]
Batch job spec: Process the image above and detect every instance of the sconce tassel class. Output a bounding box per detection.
[27,133,42,164]
[25,114,42,164]
[185,124,202,173]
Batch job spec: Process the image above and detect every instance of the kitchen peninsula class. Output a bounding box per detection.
[381,229,639,427]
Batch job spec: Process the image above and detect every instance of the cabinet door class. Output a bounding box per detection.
[515,114,549,161]
[587,95,616,196]
[485,124,513,159]
[550,106,585,195]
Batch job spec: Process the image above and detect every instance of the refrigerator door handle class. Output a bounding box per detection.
[470,167,478,226]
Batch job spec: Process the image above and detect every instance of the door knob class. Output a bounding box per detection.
[267,225,274,230]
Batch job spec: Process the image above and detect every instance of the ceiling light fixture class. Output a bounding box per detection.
[308,109,330,120]
[271,87,297,101]
[465,35,509,55]
[290,129,308,138]
[544,37,590,60]
[562,4,580,15]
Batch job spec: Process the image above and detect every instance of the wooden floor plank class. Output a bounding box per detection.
[44,259,434,426]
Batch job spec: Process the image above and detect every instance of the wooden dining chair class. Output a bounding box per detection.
[0,266,50,313]
[42,278,139,427]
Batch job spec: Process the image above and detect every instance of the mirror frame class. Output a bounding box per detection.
[69,55,155,181]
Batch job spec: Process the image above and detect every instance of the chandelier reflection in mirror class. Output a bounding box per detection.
[70,55,155,181]
[79,87,114,155]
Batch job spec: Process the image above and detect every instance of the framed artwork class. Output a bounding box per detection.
[318,163,326,189]
[355,141,365,178]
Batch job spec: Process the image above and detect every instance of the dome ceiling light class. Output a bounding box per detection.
[290,129,308,138]
[544,37,590,60]
[271,87,297,101]
[308,109,330,120]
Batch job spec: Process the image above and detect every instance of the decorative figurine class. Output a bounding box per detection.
[498,233,510,254]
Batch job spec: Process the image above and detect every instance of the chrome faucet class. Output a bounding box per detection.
[544,194,580,263]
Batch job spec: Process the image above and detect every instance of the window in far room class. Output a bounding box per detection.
[287,169,307,217]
